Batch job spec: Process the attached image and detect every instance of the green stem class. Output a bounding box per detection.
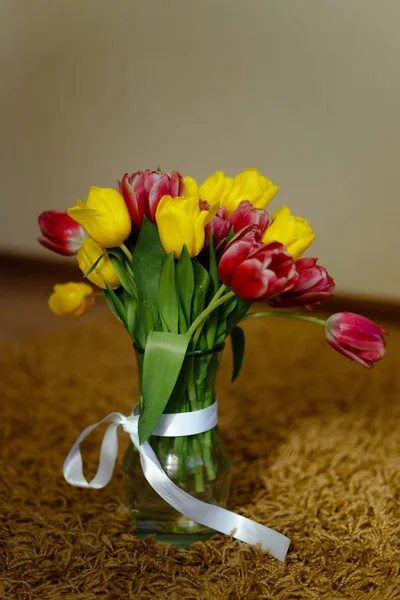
[202,430,216,481]
[119,243,133,262]
[191,437,205,492]
[187,361,217,486]
[192,320,206,350]
[241,311,326,327]
[173,391,189,489]
[187,287,235,339]
[186,365,205,492]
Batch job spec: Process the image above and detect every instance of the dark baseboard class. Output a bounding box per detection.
[1,251,81,280]
[315,295,399,323]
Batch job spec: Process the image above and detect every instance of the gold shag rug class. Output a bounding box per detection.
[1,312,400,599]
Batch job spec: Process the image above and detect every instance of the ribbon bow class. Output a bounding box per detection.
[63,403,290,562]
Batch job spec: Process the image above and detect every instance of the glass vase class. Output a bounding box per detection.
[122,345,233,548]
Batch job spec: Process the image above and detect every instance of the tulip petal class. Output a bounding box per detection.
[77,238,120,289]
[68,188,131,248]
[148,175,171,222]
[262,206,315,260]
[325,331,375,369]
[183,176,199,199]
[222,168,278,215]
[231,259,275,300]
[119,175,145,227]
[199,171,231,208]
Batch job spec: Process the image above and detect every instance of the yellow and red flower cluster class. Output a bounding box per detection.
[38,166,389,369]
[39,167,322,307]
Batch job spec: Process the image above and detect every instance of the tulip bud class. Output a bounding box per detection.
[325,312,387,369]
[48,282,94,318]
[119,170,185,228]
[262,206,315,260]
[270,257,335,308]
[67,187,131,248]
[77,238,120,289]
[218,228,298,301]
[38,211,85,256]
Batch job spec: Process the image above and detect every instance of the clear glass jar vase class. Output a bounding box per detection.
[122,345,233,548]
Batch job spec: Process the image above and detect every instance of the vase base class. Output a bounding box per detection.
[135,530,215,548]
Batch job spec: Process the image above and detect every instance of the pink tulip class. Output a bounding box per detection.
[38,211,85,256]
[325,312,387,369]
[270,257,335,308]
[118,169,184,227]
[228,200,271,234]
[218,227,298,300]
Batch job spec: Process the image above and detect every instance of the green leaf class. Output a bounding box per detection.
[132,219,167,337]
[138,331,190,443]
[176,245,195,328]
[84,253,105,277]
[178,301,188,334]
[191,260,211,320]
[122,288,146,347]
[215,296,238,345]
[158,252,179,333]
[108,253,138,299]
[123,289,136,339]
[230,325,245,382]
[205,232,220,347]
[104,282,127,325]
[226,225,235,244]
[208,231,219,294]
[191,260,211,350]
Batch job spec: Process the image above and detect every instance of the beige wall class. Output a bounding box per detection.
[1,0,399,299]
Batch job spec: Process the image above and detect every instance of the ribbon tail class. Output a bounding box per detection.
[129,427,291,562]
[63,412,128,489]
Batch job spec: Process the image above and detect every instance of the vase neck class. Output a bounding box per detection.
[134,345,223,414]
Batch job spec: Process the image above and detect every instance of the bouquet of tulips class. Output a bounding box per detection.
[38,168,387,447]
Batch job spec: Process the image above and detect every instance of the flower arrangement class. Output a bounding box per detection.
[38,168,387,557]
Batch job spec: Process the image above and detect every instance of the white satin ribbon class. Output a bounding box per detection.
[63,404,291,562]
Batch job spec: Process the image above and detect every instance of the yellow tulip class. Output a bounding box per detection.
[77,238,120,289]
[262,206,315,260]
[196,168,279,216]
[183,176,200,199]
[68,187,131,248]
[198,170,232,208]
[156,195,217,258]
[223,168,279,215]
[48,282,94,318]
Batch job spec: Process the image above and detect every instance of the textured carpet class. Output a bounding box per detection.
[1,310,400,599]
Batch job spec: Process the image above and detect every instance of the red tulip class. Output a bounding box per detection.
[270,257,335,308]
[38,211,85,256]
[205,207,231,250]
[205,199,271,253]
[218,227,298,300]
[119,169,184,227]
[325,312,387,369]
[228,200,270,234]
